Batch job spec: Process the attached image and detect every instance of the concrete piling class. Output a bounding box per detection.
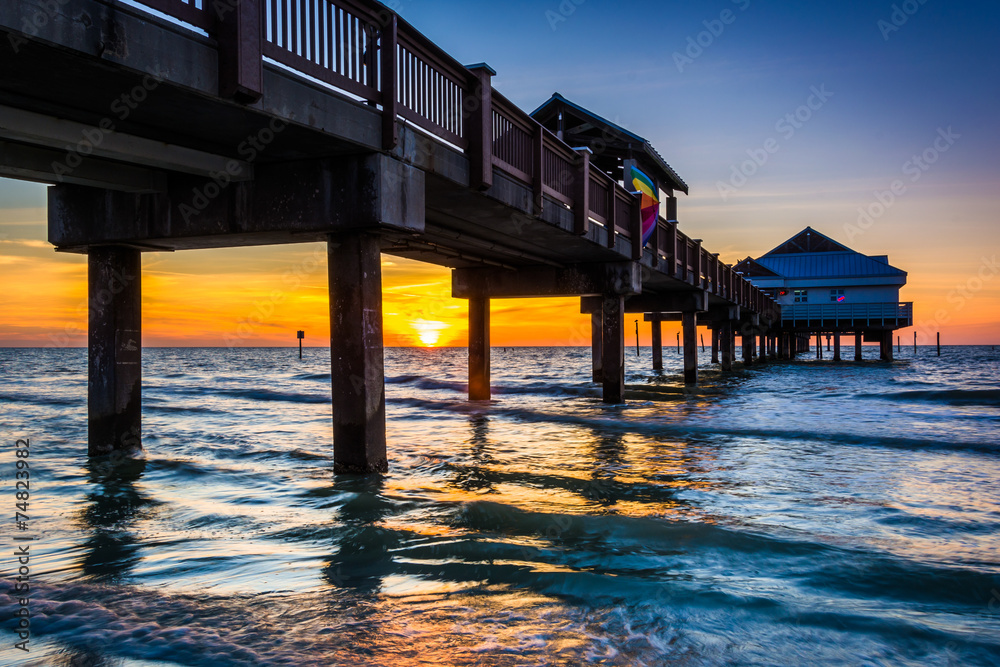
[328,233,388,474]
[602,295,625,404]
[682,311,698,384]
[468,296,490,401]
[88,245,142,457]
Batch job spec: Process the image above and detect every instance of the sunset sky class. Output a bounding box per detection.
[1,0,998,347]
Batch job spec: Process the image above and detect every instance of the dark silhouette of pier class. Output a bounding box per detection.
[0,0,788,472]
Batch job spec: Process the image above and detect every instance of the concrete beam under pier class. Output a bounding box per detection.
[581,291,708,316]
[49,155,425,251]
[455,262,640,300]
[88,246,142,457]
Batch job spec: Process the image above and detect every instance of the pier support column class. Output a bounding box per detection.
[469,296,490,401]
[682,311,698,384]
[816,333,822,359]
[88,246,142,457]
[719,322,733,372]
[759,334,767,363]
[651,318,663,371]
[602,295,625,404]
[742,333,753,366]
[591,312,602,383]
[880,331,894,362]
[711,327,720,364]
[855,332,863,361]
[329,232,387,474]
[834,332,842,362]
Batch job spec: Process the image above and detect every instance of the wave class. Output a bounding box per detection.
[389,396,1000,455]
[859,389,1000,408]
[154,386,331,404]
[0,391,80,406]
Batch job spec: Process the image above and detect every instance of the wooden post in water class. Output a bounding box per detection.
[711,327,720,364]
[602,295,625,404]
[833,332,841,361]
[855,331,863,361]
[591,313,602,382]
[469,296,491,401]
[676,332,681,355]
[328,232,387,473]
[816,333,822,359]
[897,336,901,355]
[297,330,304,359]
[937,332,941,356]
[914,331,917,354]
[720,322,733,371]
[701,334,705,354]
[88,245,142,457]
[682,311,698,385]
[635,319,640,358]
[651,318,663,371]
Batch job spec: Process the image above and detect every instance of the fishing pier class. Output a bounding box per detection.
[0,0,908,473]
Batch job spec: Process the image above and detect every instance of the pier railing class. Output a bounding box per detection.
[125,0,775,315]
[780,302,913,327]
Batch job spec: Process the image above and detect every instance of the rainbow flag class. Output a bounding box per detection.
[630,166,659,247]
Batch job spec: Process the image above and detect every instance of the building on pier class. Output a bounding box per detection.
[734,227,913,361]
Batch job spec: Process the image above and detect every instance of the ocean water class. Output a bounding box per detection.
[1,345,999,666]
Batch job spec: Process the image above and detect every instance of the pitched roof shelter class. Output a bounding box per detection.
[531,93,689,195]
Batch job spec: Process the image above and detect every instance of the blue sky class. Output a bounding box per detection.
[394,0,999,187]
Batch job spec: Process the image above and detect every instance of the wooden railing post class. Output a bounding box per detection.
[216,0,263,103]
[465,63,495,189]
[532,124,544,216]
[606,186,617,248]
[573,148,591,235]
[630,194,643,260]
[381,15,399,151]
[693,239,703,288]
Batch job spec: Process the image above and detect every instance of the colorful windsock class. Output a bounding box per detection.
[630,166,659,247]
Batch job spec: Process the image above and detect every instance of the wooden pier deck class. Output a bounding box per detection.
[1,0,779,471]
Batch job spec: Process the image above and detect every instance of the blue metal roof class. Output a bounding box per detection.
[756,251,907,279]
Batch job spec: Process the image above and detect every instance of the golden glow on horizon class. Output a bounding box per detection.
[1,181,998,346]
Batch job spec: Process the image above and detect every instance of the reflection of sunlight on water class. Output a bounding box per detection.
[5,347,1000,666]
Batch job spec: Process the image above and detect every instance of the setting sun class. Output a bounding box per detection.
[412,319,449,347]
